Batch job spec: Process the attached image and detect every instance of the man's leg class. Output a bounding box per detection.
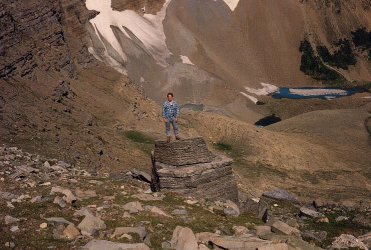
[171,120,180,140]
[165,121,171,142]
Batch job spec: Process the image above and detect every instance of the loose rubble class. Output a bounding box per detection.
[0,145,369,249]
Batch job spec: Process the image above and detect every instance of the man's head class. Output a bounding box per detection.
[167,92,174,102]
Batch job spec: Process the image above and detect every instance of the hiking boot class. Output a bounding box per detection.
[166,137,171,143]
[175,135,181,140]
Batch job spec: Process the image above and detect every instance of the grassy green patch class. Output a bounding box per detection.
[123,130,155,155]
[214,142,232,151]
[124,131,155,144]
[301,210,370,248]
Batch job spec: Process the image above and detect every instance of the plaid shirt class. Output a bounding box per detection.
[162,101,179,119]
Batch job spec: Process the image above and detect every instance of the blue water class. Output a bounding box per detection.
[272,87,363,100]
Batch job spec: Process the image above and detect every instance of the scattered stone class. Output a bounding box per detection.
[53,224,66,240]
[209,235,271,249]
[4,242,15,248]
[123,201,144,214]
[172,209,188,216]
[0,191,17,200]
[335,216,349,222]
[302,230,327,243]
[50,186,76,203]
[171,226,199,250]
[258,243,289,250]
[131,169,152,183]
[5,215,20,225]
[299,207,324,218]
[331,234,368,249]
[111,227,148,242]
[255,226,272,238]
[317,217,329,223]
[358,232,371,248]
[82,240,150,250]
[224,200,240,217]
[75,188,97,200]
[46,217,73,225]
[145,205,172,217]
[88,180,103,185]
[195,232,219,244]
[31,196,43,203]
[233,226,249,236]
[73,207,93,218]
[40,182,51,186]
[53,196,67,208]
[240,198,268,222]
[262,189,299,204]
[132,193,163,201]
[185,199,198,205]
[271,221,300,236]
[63,224,81,240]
[6,202,15,209]
[78,213,106,236]
[10,226,19,233]
[161,241,172,249]
[39,223,48,229]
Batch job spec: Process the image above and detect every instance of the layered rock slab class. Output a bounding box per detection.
[152,137,238,202]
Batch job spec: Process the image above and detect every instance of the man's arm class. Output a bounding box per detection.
[162,103,168,122]
[175,102,180,121]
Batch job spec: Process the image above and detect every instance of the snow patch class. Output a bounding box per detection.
[86,0,171,69]
[289,88,348,96]
[180,55,194,65]
[244,83,278,96]
[222,0,240,11]
[240,92,258,104]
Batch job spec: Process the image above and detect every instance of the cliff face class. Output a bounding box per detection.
[0,0,96,80]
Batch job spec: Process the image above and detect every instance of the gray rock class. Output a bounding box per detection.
[171,226,199,250]
[50,186,76,203]
[46,217,73,225]
[123,201,144,214]
[335,216,349,222]
[82,240,150,250]
[223,200,240,217]
[111,227,148,242]
[53,224,66,240]
[131,169,152,183]
[240,198,268,222]
[53,196,67,208]
[10,226,19,233]
[4,242,15,248]
[262,189,299,204]
[172,209,188,216]
[255,226,272,238]
[63,224,81,240]
[271,221,300,236]
[302,230,327,243]
[4,215,20,225]
[299,207,324,218]
[145,205,172,217]
[331,234,367,249]
[358,232,371,248]
[209,235,272,250]
[75,188,97,199]
[258,243,289,250]
[78,213,106,236]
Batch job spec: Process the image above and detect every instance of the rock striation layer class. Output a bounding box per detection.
[152,137,238,202]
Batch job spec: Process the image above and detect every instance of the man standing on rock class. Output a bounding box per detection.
[162,92,181,143]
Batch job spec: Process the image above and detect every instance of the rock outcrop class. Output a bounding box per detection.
[151,137,238,202]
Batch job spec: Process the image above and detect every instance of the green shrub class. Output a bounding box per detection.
[299,39,343,81]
